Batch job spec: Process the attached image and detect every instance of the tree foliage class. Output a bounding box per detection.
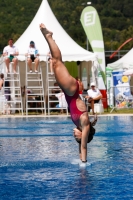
[0,0,133,52]
[48,0,133,51]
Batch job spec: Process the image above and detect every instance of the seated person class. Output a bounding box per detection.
[22,86,36,108]
[21,85,26,97]
[0,74,5,113]
[3,38,19,74]
[0,73,4,90]
[85,82,102,115]
[52,82,60,94]
[4,79,11,101]
[55,91,67,113]
[47,51,54,75]
[50,82,61,108]
[4,79,11,114]
[26,41,39,73]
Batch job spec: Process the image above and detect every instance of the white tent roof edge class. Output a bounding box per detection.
[107,48,133,70]
[15,0,96,62]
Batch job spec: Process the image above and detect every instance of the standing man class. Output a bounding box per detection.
[86,82,102,114]
[3,38,19,74]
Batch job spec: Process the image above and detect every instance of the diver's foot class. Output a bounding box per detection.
[40,23,53,38]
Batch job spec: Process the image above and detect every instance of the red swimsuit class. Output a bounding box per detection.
[64,81,87,127]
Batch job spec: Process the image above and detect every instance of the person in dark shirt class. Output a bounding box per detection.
[4,79,11,101]
[0,73,4,90]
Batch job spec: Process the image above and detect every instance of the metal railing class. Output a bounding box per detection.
[105,50,129,58]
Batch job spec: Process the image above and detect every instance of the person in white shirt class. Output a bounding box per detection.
[26,41,39,73]
[85,82,102,114]
[55,91,67,113]
[3,38,19,74]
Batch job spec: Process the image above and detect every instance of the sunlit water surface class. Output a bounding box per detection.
[0,116,133,200]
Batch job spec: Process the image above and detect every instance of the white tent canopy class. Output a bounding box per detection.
[107,48,133,70]
[123,69,133,76]
[15,0,96,62]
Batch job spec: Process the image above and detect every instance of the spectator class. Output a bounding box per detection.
[52,82,60,94]
[21,85,26,98]
[0,73,4,90]
[4,79,11,114]
[3,38,19,74]
[85,82,102,114]
[0,74,5,113]
[4,79,11,102]
[26,41,39,73]
[55,91,67,113]
[50,82,61,108]
[47,51,54,75]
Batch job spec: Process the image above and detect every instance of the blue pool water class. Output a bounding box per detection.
[0,116,133,200]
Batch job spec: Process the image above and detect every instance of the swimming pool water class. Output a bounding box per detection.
[0,116,133,200]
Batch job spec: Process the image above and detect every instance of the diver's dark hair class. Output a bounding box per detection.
[75,123,95,144]
[75,115,97,144]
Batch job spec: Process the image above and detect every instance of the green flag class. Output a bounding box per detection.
[80,6,106,89]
